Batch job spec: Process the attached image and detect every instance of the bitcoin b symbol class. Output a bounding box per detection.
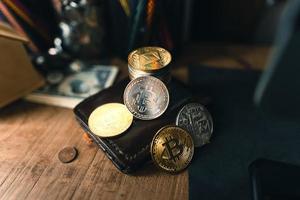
[151,126,194,172]
[161,137,183,162]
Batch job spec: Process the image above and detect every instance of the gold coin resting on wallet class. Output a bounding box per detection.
[88,103,133,137]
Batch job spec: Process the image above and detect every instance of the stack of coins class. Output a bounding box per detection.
[128,47,172,84]
[87,46,214,174]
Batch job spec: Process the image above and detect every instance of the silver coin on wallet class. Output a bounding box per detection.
[176,103,213,147]
[123,76,169,120]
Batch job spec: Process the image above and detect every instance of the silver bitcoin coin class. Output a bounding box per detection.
[176,103,213,147]
[123,76,169,120]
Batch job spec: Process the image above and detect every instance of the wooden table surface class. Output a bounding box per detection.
[0,44,270,200]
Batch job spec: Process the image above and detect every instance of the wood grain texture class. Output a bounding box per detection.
[0,102,188,200]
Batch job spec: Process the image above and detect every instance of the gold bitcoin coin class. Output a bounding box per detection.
[88,103,133,137]
[128,46,171,72]
[151,125,194,173]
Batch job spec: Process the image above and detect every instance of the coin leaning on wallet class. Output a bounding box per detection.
[123,76,169,120]
[88,103,133,137]
[176,103,213,148]
[87,46,213,173]
[151,125,194,173]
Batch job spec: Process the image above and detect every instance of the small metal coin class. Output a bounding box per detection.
[58,146,78,163]
[123,76,169,120]
[151,125,194,173]
[128,47,171,72]
[176,103,213,147]
[88,103,133,137]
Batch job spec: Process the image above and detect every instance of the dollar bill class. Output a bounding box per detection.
[25,65,118,108]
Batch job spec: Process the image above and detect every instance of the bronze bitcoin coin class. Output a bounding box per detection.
[151,126,194,173]
[58,146,78,163]
[176,103,213,147]
[128,47,171,72]
[123,76,169,120]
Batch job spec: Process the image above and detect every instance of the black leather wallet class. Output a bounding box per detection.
[74,77,194,173]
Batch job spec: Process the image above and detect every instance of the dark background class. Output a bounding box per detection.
[1,0,288,57]
[191,0,287,43]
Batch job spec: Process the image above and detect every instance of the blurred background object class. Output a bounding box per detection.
[24,65,118,108]
[0,0,289,59]
[0,0,291,107]
[0,23,44,107]
[56,0,107,60]
[0,0,58,53]
[191,0,287,44]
